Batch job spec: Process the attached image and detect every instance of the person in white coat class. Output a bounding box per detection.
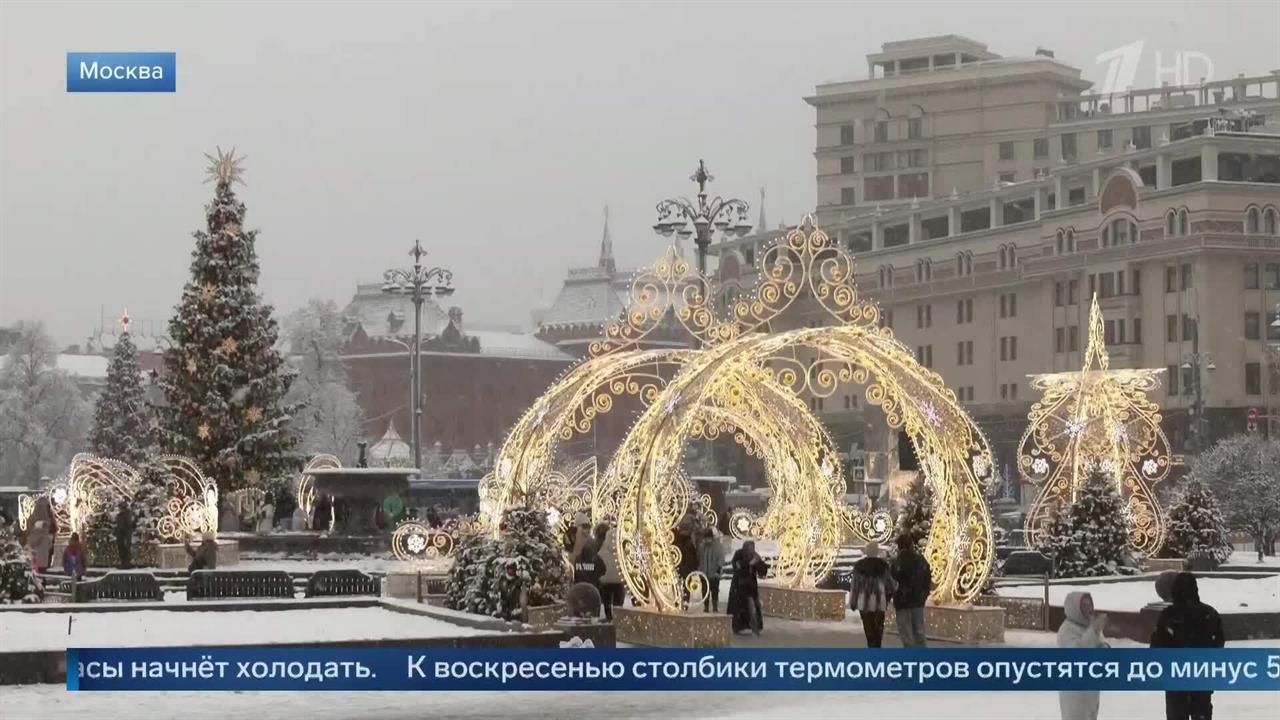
[1056,591,1109,720]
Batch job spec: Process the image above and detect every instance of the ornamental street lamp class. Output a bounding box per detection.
[1180,345,1216,453]
[653,160,754,276]
[382,240,454,475]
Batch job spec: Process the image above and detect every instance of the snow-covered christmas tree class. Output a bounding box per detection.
[1160,478,1233,564]
[0,521,42,603]
[896,474,934,548]
[88,311,153,466]
[1037,469,1133,577]
[155,148,300,493]
[445,508,569,619]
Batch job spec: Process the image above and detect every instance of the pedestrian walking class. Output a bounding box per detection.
[114,501,134,569]
[727,540,768,635]
[595,523,624,620]
[890,533,932,647]
[850,541,895,648]
[1057,591,1109,720]
[698,529,726,612]
[1152,573,1225,720]
[62,532,88,580]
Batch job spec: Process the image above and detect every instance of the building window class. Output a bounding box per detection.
[998,172,1016,184]
[1246,362,1263,396]
[1165,266,1177,293]
[1245,262,1261,289]
[915,345,933,367]
[1182,314,1196,342]
[917,304,932,328]
[957,340,974,365]
[1068,325,1079,352]
[1033,138,1048,159]
[1097,129,1113,151]
[1246,311,1261,340]
[999,336,1018,361]
[1267,263,1280,290]
[897,172,929,199]
[998,142,1015,161]
[1181,263,1193,290]
[1266,208,1278,235]
[840,124,855,145]
[957,298,973,323]
[1054,281,1064,307]
[840,156,857,174]
[916,258,932,282]
[1061,133,1077,161]
[864,176,895,201]
[1182,366,1194,396]
[1131,268,1142,294]
[1055,327,1065,353]
[906,117,922,140]
[874,120,889,143]
[999,292,1017,318]
[1132,126,1152,149]
[1166,210,1177,237]
[1133,318,1142,344]
[1178,208,1189,236]
[1247,207,1261,233]
[1010,383,1017,400]
[1166,314,1178,342]
[1167,365,1179,395]
[1268,312,1280,341]
[868,152,894,172]
[880,308,894,328]
[1068,279,1079,305]
[841,187,858,206]
[956,251,973,276]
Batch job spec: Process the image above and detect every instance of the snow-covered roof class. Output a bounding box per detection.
[0,353,108,380]
[539,266,629,330]
[342,282,451,340]
[368,422,411,465]
[468,330,572,360]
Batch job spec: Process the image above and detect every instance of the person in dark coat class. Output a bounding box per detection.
[850,541,895,648]
[726,540,769,634]
[114,502,134,569]
[572,541,605,590]
[891,533,932,647]
[1151,573,1225,720]
[185,532,219,573]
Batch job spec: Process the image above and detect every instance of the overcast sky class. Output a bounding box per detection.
[2,1,1277,346]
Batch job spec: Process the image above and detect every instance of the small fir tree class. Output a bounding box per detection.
[88,317,152,466]
[1039,469,1132,577]
[445,508,569,619]
[1160,479,1233,564]
[0,521,42,603]
[155,148,300,493]
[1036,503,1082,578]
[896,474,934,548]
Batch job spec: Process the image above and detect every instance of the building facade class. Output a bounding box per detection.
[712,36,1280,497]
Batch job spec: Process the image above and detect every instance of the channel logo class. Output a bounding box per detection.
[66,52,176,92]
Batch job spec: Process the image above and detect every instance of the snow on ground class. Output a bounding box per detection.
[1229,550,1280,567]
[995,576,1280,613]
[0,607,499,652]
[2,686,1277,720]
[236,555,437,575]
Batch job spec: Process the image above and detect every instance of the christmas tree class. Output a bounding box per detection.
[0,521,42,603]
[1037,469,1133,577]
[1160,479,1233,564]
[896,474,934,548]
[155,148,300,492]
[88,312,153,466]
[445,508,568,619]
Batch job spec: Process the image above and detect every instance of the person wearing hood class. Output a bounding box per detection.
[1151,572,1224,720]
[595,523,623,620]
[850,541,895,648]
[26,520,52,574]
[62,532,87,580]
[1056,591,1109,720]
[726,540,768,635]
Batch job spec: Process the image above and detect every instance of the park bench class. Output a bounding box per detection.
[304,569,381,598]
[186,569,294,600]
[66,571,164,602]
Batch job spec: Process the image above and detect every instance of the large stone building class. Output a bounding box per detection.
[713,35,1280,496]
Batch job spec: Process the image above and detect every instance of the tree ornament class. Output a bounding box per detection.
[186,358,198,375]
[204,146,247,187]
[244,406,263,423]
[219,337,239,356]
[197,424,211,441]
[200,284,216,301]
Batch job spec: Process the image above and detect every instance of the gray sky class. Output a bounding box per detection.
[2,0,1277,346]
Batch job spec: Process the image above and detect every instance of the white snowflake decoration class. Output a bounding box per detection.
[406,533,427,554]
[51,487,67,505]
[872,514,888,534]
[919,401,941,426]
[1031,457,1049,476]
[1096,459,1117,475]
[1112,424,1127,442]
[1142,458,1159,477]
[1066,419,1087,438]
[971,454,991,479]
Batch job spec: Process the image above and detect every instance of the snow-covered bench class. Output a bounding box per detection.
[65,571,164,603]
[304,569,380,598]
[186,569,293,600]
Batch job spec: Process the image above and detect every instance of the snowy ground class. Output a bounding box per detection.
[0,606,499,652]
[2,686,1277,719]
[1230,550,1280,567]
[995,576,1280,613]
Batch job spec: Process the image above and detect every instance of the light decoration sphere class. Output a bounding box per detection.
[479,216,996,613]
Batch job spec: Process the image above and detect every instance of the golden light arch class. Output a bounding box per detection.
[484,217,997,610]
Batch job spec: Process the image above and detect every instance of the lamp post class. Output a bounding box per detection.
[1180,345,1215,453]
[382,240,454,474]
[653,160,754,276]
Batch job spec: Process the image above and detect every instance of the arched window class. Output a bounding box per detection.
[1056,230,1065,255]
[1265,207,1278,235]
[999,246,1010,269]
[1166,210,1177,237]
[956,251,973,276]
[1008,245,1017,265]
[1178,208,1189,236]
[1129,220,1139,243]
[1101,226,1110,247]
[879,265,894,288]
[1247,206,1262,233]
[1067,230,1076,253]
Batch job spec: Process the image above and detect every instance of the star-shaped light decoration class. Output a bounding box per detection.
[220,222,241,237]
[1031,457,1049,476]
[1066,418,1087,438]
[186,358,198,375]
[918,400,941,426]
[204,146,247,187]
[1112,424,1127,443]
[1142,458,1159,477]
[219,337,239,356]
[119,309,131,332]
[971,453,991,479]
[244,406,263,423]
[200,284,216,301]
[196,423,211,441]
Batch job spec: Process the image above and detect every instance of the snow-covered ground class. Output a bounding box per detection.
[3,686,1277,719]
[0,606,499,652]
[235,555,438,575]
[1229,550,1280,567]
[995,576,1280,613]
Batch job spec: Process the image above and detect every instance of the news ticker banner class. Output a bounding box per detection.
[69,647,1280,692]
